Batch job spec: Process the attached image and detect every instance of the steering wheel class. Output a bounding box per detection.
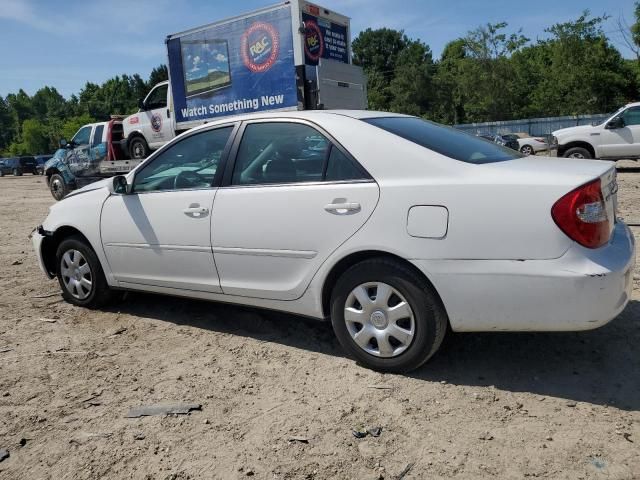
[174,170,205,190]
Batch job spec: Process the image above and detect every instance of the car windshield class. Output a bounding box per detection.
[364,117,523,164]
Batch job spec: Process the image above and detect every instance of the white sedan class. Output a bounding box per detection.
[31,111,635,372]
[516,134,550,155]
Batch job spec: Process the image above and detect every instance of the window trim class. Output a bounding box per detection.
[130,122,240,195]
[221,118,373,188]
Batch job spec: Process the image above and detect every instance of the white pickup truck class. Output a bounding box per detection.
[553,102,640,160]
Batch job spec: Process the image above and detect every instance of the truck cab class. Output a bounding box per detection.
[45,119,141,200]
[122,81,174,160]
[554,102,640,160]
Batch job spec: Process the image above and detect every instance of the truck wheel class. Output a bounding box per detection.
[49,173,68,201]
[129,137,149,160]
[564,147,592,159]
[13,168,22,176]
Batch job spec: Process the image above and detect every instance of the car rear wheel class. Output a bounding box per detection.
[56,236,112,308]
[129,137,149,160]
[49,173,68,201]
[520,145,534,156]
[564,147,592,159]
[330,258,448,373]
[13,168,22,176]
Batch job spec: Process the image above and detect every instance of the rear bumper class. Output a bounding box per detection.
[412,222,635,332]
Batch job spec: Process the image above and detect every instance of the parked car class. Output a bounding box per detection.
[0,156,38,176]
[553,102,640,160]
[45,118,140,200]
[35,155,53,175]
[514,134,549,155]
[478,134,520,151]
[31,111,634,373]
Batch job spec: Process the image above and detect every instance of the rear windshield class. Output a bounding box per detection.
[364,117,522,164]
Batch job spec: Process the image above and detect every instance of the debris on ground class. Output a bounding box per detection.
[367,426,383,437]
[133,432,146,440]
[125,403,201,418]
[108,327,127,337]
[30,292,60,299]
[396,462,414,480]
[288,436,309,444]
[352,428,368,439]
[11,260,22,266]
[40,318,57,323]
[0,448,9,463]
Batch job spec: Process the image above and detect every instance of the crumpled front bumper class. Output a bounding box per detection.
[29,226,53,279]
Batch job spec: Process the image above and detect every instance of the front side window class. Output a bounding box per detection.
[231,122,368,186]
[145,84,168,110]
[133,126,233,193]
[622,107,640,126]
[72,126,92,146]
[364,117,523,164]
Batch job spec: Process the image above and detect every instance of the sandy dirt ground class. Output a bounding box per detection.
[0,164,639,480]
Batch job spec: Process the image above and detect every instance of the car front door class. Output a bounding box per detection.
[140,83,173,150]
[101,124,236,292]
[66,125,93,176]
[599,106,640,159]
[211,120,380,300]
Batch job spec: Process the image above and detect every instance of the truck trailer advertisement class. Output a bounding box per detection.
[167,4,298,124]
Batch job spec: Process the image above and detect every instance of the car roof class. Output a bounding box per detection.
[187,110,410,134]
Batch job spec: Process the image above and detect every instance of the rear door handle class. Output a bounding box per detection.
[324,200,361,215]
[183,204,209,217]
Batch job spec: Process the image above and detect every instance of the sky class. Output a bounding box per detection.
[0,0,636,98]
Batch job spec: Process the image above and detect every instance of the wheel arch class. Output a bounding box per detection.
[320,250,448,320]
[41,226,96,277]
[558,141,595,158]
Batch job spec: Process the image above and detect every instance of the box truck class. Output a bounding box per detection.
[122,1,367,159]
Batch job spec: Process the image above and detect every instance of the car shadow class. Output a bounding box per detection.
[106,294,640,412]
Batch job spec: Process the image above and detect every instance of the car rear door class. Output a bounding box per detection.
[211,119,380,300]
[101,124,236,292]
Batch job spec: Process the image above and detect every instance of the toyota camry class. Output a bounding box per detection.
[31,111,635,372]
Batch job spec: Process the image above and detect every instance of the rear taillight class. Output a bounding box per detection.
[551,178,610,249]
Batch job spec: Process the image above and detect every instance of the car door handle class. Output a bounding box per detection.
[324,201,361,215]
[183,204,209,217]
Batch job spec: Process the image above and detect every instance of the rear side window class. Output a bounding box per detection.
[364,117,523,164]
[325,146,366,181]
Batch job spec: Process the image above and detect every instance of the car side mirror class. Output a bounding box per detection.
[109,175,131,195]
[606,117,624,129]
[59,139,67,148]
[138,98,146,110]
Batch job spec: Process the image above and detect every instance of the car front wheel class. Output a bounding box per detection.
[56,235,112,308]
[330,258,448,373]
[564,147,592,159]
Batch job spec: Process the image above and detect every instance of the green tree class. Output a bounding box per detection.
[20,118,49,154]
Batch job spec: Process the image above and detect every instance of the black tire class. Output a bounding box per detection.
[129,137,149,160]
[563,147,592,159]
[520,145,534,156]
[0,169,4,177]
[49,173,68,201]
[330,258,448,373]
[55,235,112,308]
[13,168,22,176]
